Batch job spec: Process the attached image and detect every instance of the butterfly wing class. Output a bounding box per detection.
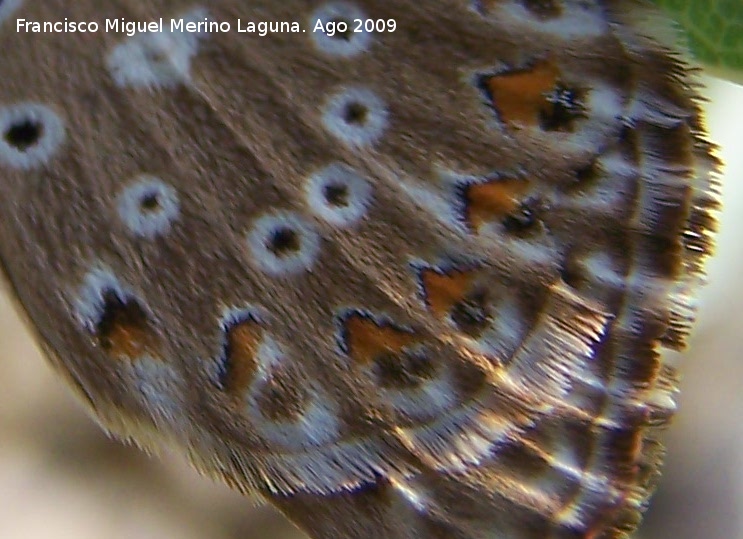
[0,1,719,538]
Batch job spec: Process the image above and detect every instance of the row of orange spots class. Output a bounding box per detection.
[342,313,424,366]
[223,318,264,395]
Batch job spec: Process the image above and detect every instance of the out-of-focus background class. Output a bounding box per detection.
[0,77,741,539]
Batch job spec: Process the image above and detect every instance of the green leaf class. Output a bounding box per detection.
[653,0,743,83]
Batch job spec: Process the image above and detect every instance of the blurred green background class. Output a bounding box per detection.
[654,0,743,76]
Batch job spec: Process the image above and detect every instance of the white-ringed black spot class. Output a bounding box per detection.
[305,162,373,226]
[139,192,161,211]
[247,212,321,275]
[117,175,180,239]
[0,102,65,169]
[322,87,388,148]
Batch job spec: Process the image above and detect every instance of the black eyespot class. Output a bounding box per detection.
[344,102,369,125]
[267,226,301,256]
[451,289,492,337]
[0,103,65,170]
[139,191,161,211]
[117,176,180,239]
[247,212,320,275]
[4,119,42,151]
[306,162,373,226]
[323,183,350,207]
[322,87,388,147]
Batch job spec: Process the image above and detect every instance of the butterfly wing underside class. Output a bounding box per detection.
[0,1,719,538]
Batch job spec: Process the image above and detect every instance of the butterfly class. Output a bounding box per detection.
[0,1,721,538]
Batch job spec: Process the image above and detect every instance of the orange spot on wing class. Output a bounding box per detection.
[464,177,530,230]
[104,324,160,359]
[224,320,263,394]
[343,314,422,365]
[96,292,161,360]
[420,268,477,317]
[484,60,559,126]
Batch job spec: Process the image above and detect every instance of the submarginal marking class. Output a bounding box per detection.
[305,162,373,226]
[74,269,160,360]
[253,366,312,422]
[336,310,460,421]
[416,264,494,338]
[95,291,159,358]
[106,7,211,89]
[457,175,531,231]
[247,211,321,276]
[372,345,438,390]
[337,310,423,365]
[309,2,373,58]
[449,289,493,337]
[478,59,561,127]
[117,175,180,239]
[416,265,477,317]
[249,388,340,450]
[240,336,340,449]
[0,102,65,170]
[413,262,531,361]
[218,309,265,395]
[322,87,389,148]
